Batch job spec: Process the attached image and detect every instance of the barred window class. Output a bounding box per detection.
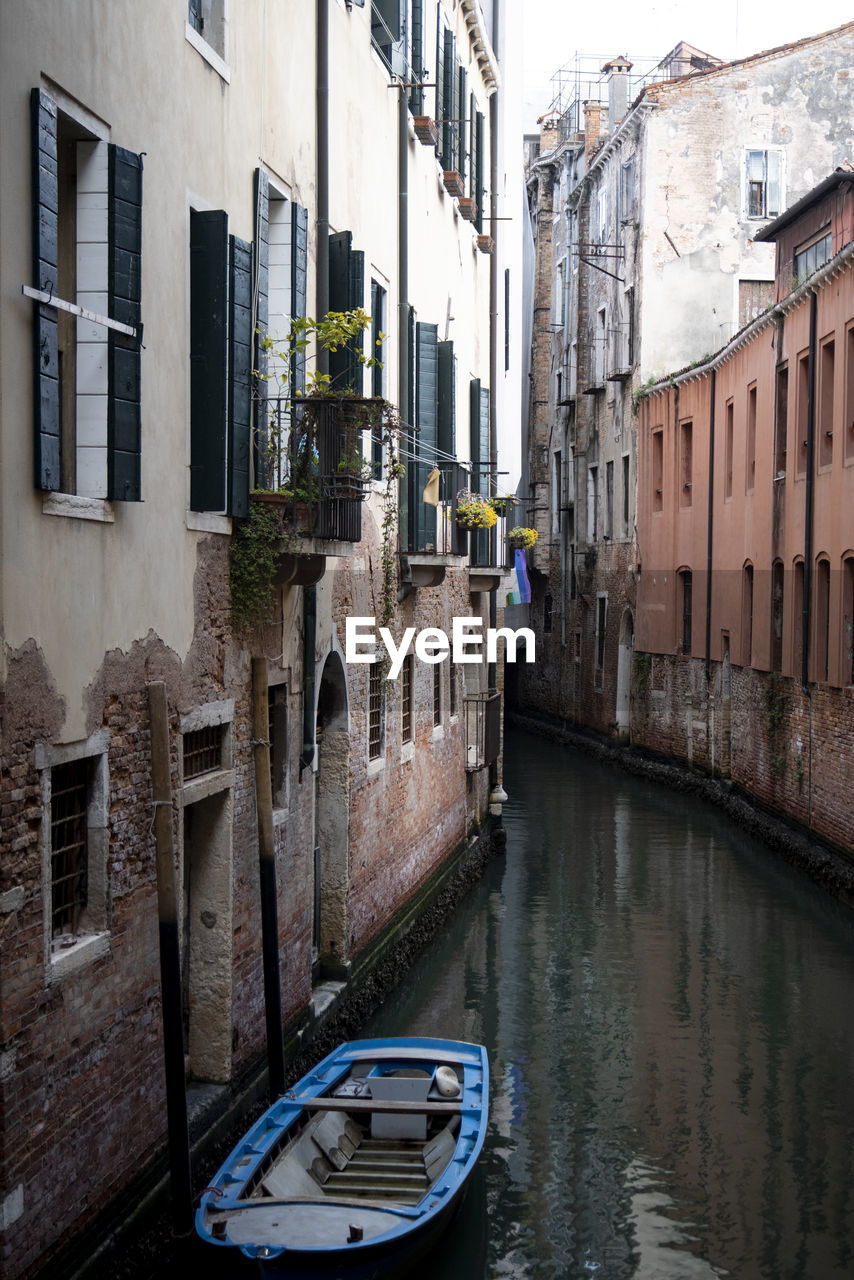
[401,655,414,744]
[368,665,383,760]
[183,724,223,779]
[268,684,288,808]
[449,660,457,718]
[51,759,90,941]
[433,664,442,727]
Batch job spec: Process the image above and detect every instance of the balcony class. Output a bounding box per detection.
[464,690,501,771]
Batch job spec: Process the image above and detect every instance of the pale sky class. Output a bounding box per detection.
[520,0,854,125]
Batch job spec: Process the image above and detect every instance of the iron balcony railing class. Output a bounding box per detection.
[464,690,501,772]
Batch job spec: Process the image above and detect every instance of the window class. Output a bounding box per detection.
[680,570,693,655]
[814,558,830,682]
[794,227,832,285]
[742,564,754,667]
[652,429,663,513]
[725,400,734,499]
[370,280,386,472]
[553,451,562,534]
[605,460,614,538]
[771,560,784,673]
[595,594,607,682]
[819,337,835,468]
[843,557,854,685]
[846,324,854,464]
[774,363,788,479]
[372,0,406,74]
[588,464,598,541]
[623,286,635,368]
[680,419,693,507]
[622,454,630,534]
[183,724,224,778]
[401,654,414,743]
[745,149,783,219]
[37,734,110,977]
[268,683,288,810]
[594,307,606,384]
[619,158,635,222]
[187,0,225,60]
[436,20,464,175]
[30,90,143,503]
[433,664,442,727]
[556,259,567,327]
[189,209,252,514]
[368,664,383,761]
[328,231,365,391]
[596,187,608,245]
[797,350,809,476]
[746,384,756,492]
[793,560,805,678]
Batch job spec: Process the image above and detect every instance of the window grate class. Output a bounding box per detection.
[51,759,89,939]
[183,725,223,779]
[401,656,414,743]
[368,666,383,760]
[433,665,442,727]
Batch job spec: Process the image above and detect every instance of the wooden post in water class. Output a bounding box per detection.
[252,658,286,1099]
[148,680,194,1235]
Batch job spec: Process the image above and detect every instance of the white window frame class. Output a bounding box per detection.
[743,147,784,221]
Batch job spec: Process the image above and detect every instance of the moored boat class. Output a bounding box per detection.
[195,1037,489,1276]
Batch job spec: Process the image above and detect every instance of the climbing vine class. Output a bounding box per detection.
[764,669,789,779]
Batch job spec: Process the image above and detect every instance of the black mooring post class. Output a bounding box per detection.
[252,658,286,1100]
[148,680,194,1236]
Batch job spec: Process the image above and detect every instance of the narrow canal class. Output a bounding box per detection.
[359,728,854,1280]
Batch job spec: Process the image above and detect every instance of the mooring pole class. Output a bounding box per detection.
[252,658,286,1099]
[147,680,193,1236]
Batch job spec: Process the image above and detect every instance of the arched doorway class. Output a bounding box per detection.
[616,609,634,735]
[313,651,350,982]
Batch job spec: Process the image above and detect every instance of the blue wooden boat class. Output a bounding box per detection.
[196,1037,489,1276]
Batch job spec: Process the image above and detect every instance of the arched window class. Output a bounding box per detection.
[814,557,830,683]
[771,560,784,673]
[843,556,854,686]
[742,564,754,667]
[678,568,693,656]
[792,559,805,678]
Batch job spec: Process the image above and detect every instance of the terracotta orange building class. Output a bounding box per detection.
[635,170,854,851]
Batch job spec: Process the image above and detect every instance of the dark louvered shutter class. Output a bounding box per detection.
[457,68,468,185]
[409,0,424,114]
[253,168,269,486]
[329,231,365,392]
[474,109,485,231]
[442,30,455,170]
[435,10,445,152]
[108,145,143,501]
[477,386,491,563]
[291,202,308,395]
[437,340,455,458]
[228,235,252,517]
[31,88,60,491]
[416,322,438,549]
[189,209,228,512]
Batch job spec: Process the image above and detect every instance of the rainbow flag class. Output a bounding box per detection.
[505,548,531,606]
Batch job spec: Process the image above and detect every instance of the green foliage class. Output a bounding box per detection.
[229,500,286,631]
[507,526,538,549]
[764,670,789,778]
[633,650,652,697]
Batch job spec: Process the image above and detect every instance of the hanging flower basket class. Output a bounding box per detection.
[488,495,514,516]
[455,489,497,530]
[413,116,439,146]
[508,525,538,550]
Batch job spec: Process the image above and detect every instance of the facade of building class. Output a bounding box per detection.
[634,170,854,853]
[519,24,854,749]
[0,2,514,1274]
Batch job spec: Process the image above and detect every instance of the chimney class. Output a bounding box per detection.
[602,56,632,133]
[537,110,561,152]
[583,100,604,164]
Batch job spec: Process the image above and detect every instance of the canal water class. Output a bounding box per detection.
[358,728,854,1280]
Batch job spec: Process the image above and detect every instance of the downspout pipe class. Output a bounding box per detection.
[705,369,716,681]
[398,77,413,602]
[802,290,817,693]
[487,0,500,692]
[302,0,328,775]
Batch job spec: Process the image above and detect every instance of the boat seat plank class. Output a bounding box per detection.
[300,1097,462,1114]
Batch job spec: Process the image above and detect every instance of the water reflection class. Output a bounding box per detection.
[363,730,854,1278]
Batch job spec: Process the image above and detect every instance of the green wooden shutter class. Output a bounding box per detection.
[108,145,143,502]
[416,321,438,549]
[409,0,424,114]
[475,109,485,231]
[469,380,491,563]
[458,68,468,185]
[435,10,445,151]
[253,168,269,486]
[329,230,365,392]
[189,209,228,511]
[442,30,455,170]
[31,88,60,491]
[228,235,252,516]
[291,202,308,395]
[437,340,455,458]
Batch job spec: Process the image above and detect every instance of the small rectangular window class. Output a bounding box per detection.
[51,759,91,942]
[819,337,835,468]
[774,363,788,478]
[746,385,756,492]
[368,665,383,760]
[605,459,614,537]
[745,149,783,219]
[433,664,442,727]
[725,400,734,499]
[183,724,224,778]
[680,420,693,507]
[401,655,414,744]
[652,430,663,513]
[797,350,809,476]
[268,684,288,809]
[794,227,832,285]
[681,571,693,655]
[622,454,630,534]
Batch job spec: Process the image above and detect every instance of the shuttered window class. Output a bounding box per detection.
[291,203,308,395]
[415,321,438,550]
[469,379,490,564]
[409,0,424,113]
[30,89,143,500]
[253,168,270,485]
[329,231,365,392]
[437,340,455,458]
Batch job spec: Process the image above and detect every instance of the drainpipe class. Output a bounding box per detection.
[802,290,817,693]
[705,369,716,682]
[398,74,413,601]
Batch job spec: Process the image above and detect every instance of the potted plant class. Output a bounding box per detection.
[455,489,498,531]
[508,525,538,550]
[488,495,514,516]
